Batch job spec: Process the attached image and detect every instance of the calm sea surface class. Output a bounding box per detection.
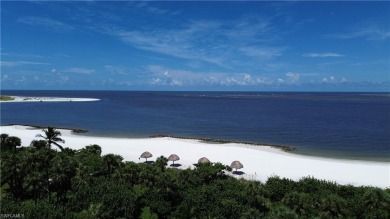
[1,90,389,161]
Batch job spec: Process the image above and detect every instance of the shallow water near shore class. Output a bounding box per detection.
[1,90,389,161]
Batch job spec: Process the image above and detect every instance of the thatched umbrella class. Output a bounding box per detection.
[198,157,210,164]
[168,154,180,165]
[139,151,153,162]
[230,160,243,171]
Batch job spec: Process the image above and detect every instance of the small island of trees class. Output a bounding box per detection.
[1,127,389,218]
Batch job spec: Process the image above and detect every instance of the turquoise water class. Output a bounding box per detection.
[1,90,389,161]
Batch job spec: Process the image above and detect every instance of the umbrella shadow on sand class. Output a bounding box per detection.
[232,170,245,175]
[170,163,182,167]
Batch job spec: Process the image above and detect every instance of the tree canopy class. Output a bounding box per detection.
[1,131,389,218]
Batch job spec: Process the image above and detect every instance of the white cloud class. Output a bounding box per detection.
[64,67,95,74]
[327,26,390,41]
[145,65,275,87]
[151,77,162,85]
[286,72,300,83]
[17,16,74,32]
[103,15,282,68]
[104,65,128,75]
[170,79,183,86]
[118,81,133,86]
[15,76,27,84]
[0,61,49,67]
[321,76,347,84]
[59,76,69,83]
[102,78,115,86]
[1,52,43,59]
[303,53,344,58]
[147,65,185,86]
[107,27,225,67]
[240,46,283,59]
[127,1,180,16]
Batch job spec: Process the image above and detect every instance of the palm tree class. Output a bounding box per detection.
[39,149,55,202]
[30,140,49,150]
[31,137,57,202]
[0,133,9,149]
[23,171,45,204]
[101,154,123,176]
[36,127,65,151]
[51,153,76,202]
[7,137,21,153]
[0,135,21,153]
[363,188,390,211]
[84,144,102,156]
[155,156,168,172]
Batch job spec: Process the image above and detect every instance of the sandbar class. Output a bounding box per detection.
[0,96,99,102]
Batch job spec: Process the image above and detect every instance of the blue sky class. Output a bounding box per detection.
[1,1,389,91]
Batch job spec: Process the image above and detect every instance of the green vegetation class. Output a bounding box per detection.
[1,128,389,218]
[0,95,15,101]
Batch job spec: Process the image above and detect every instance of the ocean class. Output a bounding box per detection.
[1,90,389,161]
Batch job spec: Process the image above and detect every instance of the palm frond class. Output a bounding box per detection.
[35,134,46,138]
[52,137,65,143]
[53,142,65,151]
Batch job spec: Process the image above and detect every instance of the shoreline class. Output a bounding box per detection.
[0,95,99,102]
[1,125,389,188]
[5,123,388,162]
[1,123,390,163]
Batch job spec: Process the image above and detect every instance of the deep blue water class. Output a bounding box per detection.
[1,90,389,161]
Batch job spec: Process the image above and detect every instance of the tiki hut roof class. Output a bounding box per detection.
[168,154,180,161]
[230,160,243,169]
[140,151,153,159]
[198,157,210,164]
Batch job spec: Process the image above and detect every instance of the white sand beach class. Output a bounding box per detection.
[0,96,99,102]
[1,125,389,189]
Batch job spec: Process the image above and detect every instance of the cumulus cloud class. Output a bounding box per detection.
[145,65,275,87]
[59,76,69,83]
[147,66,184,86]
[322,76,347,84]
[15,76,27,85]
[286,72,300,83]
